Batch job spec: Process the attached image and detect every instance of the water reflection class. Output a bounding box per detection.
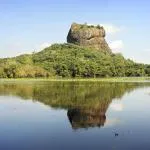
[67,108,106,129]
[0,81,149,129]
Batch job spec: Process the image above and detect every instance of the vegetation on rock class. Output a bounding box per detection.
[0,43,149,78]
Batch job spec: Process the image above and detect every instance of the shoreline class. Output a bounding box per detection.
[0,77,150,83]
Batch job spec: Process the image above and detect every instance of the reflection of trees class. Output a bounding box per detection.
[0,81,149,129]
[0,82,149,108]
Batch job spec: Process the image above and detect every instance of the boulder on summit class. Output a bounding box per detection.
[67,23,111,53]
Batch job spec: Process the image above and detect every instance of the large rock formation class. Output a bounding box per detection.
[67,23,111,53]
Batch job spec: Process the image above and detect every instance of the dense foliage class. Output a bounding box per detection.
[0,43,149,78]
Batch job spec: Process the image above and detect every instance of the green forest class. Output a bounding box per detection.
[0,43,150,78]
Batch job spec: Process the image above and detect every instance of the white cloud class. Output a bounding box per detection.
[39,42,51,50]
[101,24,124,53]
[143,49,150,52]
[109,40,124,53]
[109,102,124,111]
[102,24,122,34]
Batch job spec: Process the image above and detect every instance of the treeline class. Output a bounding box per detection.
[0,43,150,78]
[0,55,50,78]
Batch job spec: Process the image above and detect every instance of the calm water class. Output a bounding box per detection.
[0,81,150,150]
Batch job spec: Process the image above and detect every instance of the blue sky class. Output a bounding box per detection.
[1,0,150,63]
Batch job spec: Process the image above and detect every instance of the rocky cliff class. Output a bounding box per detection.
[67,23,111,53]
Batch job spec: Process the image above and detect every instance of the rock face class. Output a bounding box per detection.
[67,23,111,53]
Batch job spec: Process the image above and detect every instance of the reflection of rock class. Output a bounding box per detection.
[67,108,106,129]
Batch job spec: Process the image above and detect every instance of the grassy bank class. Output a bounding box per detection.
[0,77,150,83]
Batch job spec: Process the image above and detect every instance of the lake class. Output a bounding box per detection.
[0,81,150,150]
